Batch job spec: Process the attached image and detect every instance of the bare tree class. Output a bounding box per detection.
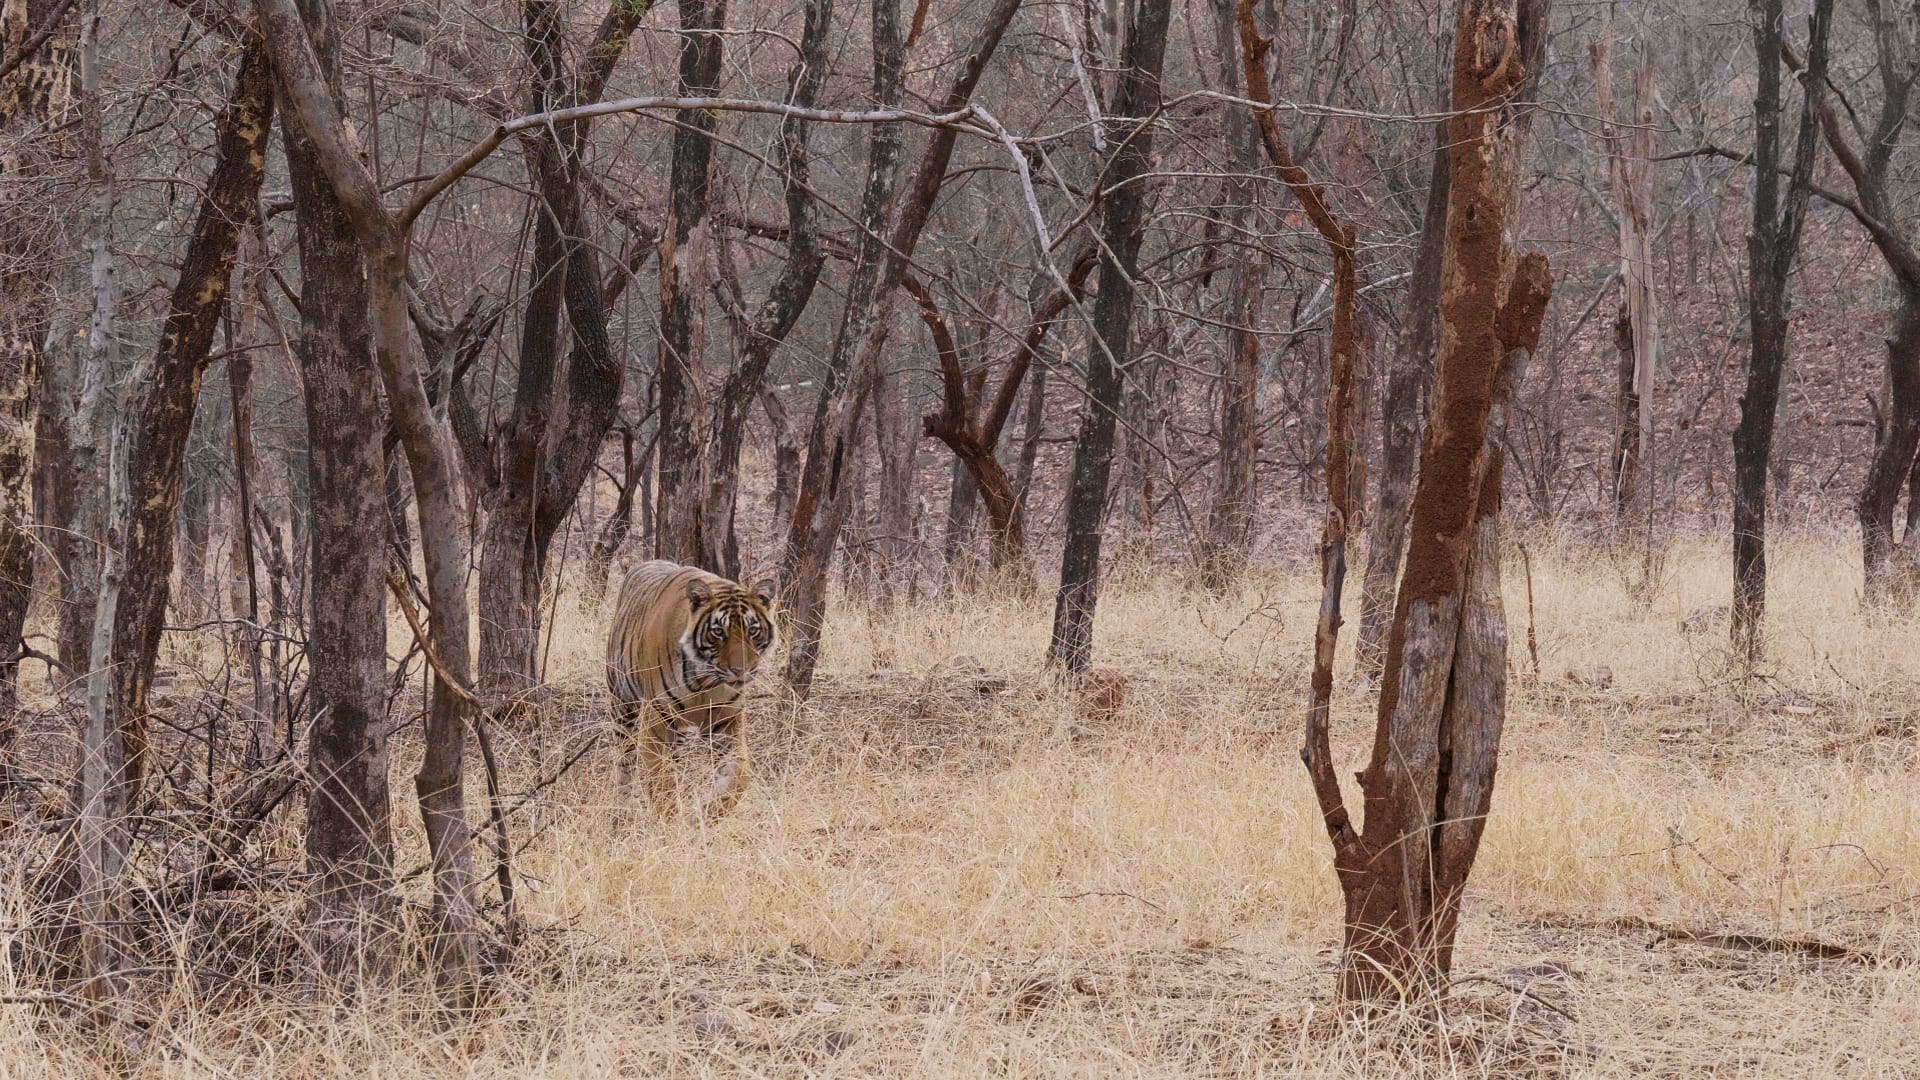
[1259,0,1554,1002]
[1047,0,1173,676]
[782,0,1024,699]
[1196,0,1267,594]
[702,0,834,581]
[1775,3,1920,607]
[256,0,485,999]
[1732,0,1832,661]
[1594,15,1659,539]
[916,250,1096,585]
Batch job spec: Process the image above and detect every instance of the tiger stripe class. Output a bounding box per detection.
[605,560,776,819]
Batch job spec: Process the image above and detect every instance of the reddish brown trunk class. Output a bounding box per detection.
[1241,0,1553,1003]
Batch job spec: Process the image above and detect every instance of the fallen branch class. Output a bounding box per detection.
[1533,913,1897,966]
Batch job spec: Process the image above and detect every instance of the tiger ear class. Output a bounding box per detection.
[749,576,777,604]
[685,579,713,609]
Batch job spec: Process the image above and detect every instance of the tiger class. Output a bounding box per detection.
[604,560,778,820]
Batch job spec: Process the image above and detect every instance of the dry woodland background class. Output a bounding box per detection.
[2,0,1919,1076]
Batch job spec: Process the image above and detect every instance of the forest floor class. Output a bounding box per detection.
[4,531,1919,1077]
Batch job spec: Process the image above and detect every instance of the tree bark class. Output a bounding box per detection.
[779,0,907,697]
[272,0,399,976]
[701,0,833,581]
[1240,0,1553,1003]
[915,252,1094,591]
[1357,134,1447,678]
[466,0,643,701]
[1047,0,1172,676]
[102,34,274,807]
[781,0,1024,698]
[1773,5,1920,608]
[1594,24,1659,528]
[1195,0,1264,594]
[1733,0,1831,660]
[655,0,726,567]
[0,0,74,781]
[257,0,488,1000]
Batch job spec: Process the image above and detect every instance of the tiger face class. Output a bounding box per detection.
[680,577,778,692]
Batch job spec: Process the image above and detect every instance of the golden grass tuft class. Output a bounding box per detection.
[3,531,1917,1076]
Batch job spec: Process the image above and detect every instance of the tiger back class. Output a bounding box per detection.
[604,560,777,817]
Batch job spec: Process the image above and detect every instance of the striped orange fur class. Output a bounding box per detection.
[604,560,777,818]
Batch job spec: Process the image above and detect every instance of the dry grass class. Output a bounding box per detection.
[3,531,1918,1077]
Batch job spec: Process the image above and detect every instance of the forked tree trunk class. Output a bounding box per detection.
[1243,0,1553,1003]
[1047,0,1172,675]
[1733,0,1831,661]
[782,0,1022,698]
[275,0,397,974]
[1357,136,1447,678]
[919,251,1094,593]
[259,0,488,1001]
[780,0,907,698]
[466,1,639,700]
[1775,4,1920,609]
[702,0,831,582]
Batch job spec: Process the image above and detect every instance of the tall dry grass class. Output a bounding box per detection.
[2,531,1916,1076]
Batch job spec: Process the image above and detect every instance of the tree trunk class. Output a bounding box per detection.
[1047,0,1172,676]
[583,424,639,607]
[1342,16,1550,1006]
[1196,0,1264,594]
[258,0,490,1001]
[274,0,398,974]
[468,1,641,700]
[942,454,981,589]
[1357,135,1447,678]
[1014,361,1047,533]
[1595,25,1659,529]
[1733,0,1832,662]
[655,0,727,567]
[765,388,801,536]
[782,0,1024,697]
[1238,0,1553,1003]
[0,0,74,780]
[1858,287,1920,607]
[779,0,909,697]
[871,367,922,606]
[700,0,830,581]
[103,34,273,806]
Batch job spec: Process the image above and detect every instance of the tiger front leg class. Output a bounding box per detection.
[613,698,644,797]
[637,704,680,821]
[692,712,751,820]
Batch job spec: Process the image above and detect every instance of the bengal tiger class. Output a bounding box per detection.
[605,560,778,819]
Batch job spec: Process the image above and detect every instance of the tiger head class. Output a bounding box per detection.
[681,576,779,691]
